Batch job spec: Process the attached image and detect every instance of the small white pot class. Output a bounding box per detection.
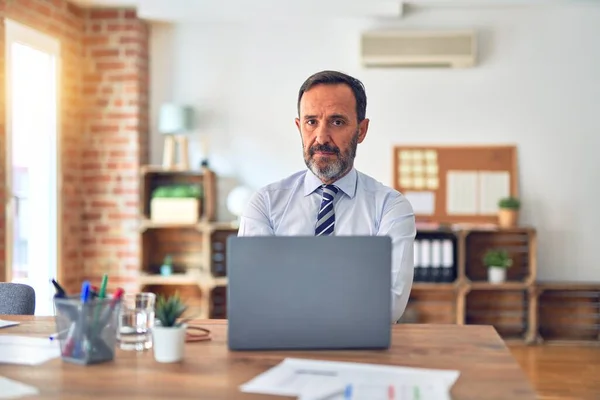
[152,324,186,363]
[488,266,506,284]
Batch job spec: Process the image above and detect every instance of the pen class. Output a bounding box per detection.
[344,384,352,400]
[72,281,91,358]
[51,278,66,297]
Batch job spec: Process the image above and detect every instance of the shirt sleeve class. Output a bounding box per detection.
[377,194,416,323]
[237,190,275,236]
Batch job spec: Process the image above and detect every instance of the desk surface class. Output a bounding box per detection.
[0,316,535,399]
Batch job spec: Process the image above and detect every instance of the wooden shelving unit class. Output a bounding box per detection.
[535,283,600,345]
[137,166,238,319]
[404,226,539,344]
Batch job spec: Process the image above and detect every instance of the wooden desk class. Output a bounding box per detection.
[0,317,535,399]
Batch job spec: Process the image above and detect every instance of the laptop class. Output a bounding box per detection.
[226,236,392,351]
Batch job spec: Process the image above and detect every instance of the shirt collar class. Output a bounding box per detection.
[303,167,357,199]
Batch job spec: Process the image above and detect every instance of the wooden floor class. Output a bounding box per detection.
[509,344,600,400]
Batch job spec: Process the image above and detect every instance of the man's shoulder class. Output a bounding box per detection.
[356,170,401,197]
[256,170,306,195]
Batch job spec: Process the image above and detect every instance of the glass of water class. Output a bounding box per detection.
[117,292,156,351]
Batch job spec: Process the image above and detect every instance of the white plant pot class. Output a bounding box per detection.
[488,266,506,284]
[152,324,186,363]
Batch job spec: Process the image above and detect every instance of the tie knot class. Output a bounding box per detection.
[322,185,339,198]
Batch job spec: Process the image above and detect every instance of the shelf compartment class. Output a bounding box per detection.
[414,230,458,284]
[141,228,204,275]
[402,287,457,324]
[538,286,600,343]
[210,228,238,277]
[140,167,216,222]
[465,229,535,283]
[209,285,228,319]
[466,289,529,340]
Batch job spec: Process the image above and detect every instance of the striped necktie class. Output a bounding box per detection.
[315,185,339,236]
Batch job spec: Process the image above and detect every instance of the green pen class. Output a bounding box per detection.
[99,274,108,300]
[413,386,420,400]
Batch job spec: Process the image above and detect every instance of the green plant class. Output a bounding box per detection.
[152,184,203,199]
[155,293,187,327]
[498,196,520,210]
[162,254,173,266]
[483,249,513,268]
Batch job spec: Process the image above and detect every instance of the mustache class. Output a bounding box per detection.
[308,144,341,156]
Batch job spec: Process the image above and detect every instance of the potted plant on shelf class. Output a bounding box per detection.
[152,293,188,363]
[160,255,173,276]
[150,184,203,224]
[483,249,513,284]
[498,196,520,228]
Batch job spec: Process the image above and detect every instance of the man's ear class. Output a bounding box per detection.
[295,118,301,133]
[357,118,369,143]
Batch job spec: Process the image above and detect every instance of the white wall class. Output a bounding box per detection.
[149,4,600,281]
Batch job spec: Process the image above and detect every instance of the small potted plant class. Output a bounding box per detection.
[160,255,173,276]
[483,249,513,284]
[498,196,520,228]
[152,293,188,363]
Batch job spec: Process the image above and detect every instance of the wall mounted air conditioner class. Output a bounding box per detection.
[360,30,477,68]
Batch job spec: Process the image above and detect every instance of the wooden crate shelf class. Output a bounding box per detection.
[465,289,533,342]
[536,283,600,345]
[414,229,459,284]
[140,166,216,222]
[464,228,536,284]
[141,227,205,275]
[210,228,238,278]
[402,285,458,324]
[210,286,228,319]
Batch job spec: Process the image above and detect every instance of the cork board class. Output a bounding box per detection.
[392,145,518,224]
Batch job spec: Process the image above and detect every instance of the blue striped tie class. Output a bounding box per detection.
[315,185,339,236]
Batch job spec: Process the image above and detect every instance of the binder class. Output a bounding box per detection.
[442,239,455,283]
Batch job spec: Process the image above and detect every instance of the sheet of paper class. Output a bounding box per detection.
[446,171,478,215]
[240,358,460,400]
[0,376,39,399]
[479,171,510,215]
[403,191,435,215]
[0,336,60,366]
[0,320,19,329]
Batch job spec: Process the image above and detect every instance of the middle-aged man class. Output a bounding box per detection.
[237,70,416,323]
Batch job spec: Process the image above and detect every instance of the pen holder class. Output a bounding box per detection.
[53,295,122,365]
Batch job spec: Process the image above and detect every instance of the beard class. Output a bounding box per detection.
[303,131,359,182]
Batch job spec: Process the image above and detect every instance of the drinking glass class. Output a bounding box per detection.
[117,292,156,351]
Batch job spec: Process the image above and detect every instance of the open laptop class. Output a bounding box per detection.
[226,236,392,351]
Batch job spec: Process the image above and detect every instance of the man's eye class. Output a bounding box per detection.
[306,120,317,126]
[332,120,344,126]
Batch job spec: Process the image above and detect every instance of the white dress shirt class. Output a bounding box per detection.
[238,167,416,323]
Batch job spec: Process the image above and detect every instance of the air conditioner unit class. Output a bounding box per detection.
[360,30,477,68]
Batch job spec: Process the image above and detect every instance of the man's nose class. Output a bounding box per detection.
[314,124,331,145]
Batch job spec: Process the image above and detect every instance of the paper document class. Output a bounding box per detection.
[240,358,460,400]
[0,336,60,366]
[0,320,19,329]
[0,376,39,399]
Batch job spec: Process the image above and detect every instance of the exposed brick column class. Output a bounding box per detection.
[81,8,149,293]
[0,0,85,294]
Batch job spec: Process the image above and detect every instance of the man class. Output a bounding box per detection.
[238,70,416,323]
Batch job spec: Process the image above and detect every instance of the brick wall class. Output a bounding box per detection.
[81,8,149,293]
[0,0,85,293]
[0,1,149,295]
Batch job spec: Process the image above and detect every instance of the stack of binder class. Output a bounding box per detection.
[413,237,456,283]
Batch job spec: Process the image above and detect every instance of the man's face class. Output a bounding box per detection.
[295,84,369,184]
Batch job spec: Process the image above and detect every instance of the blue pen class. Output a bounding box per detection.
[72,281,91,358]
[344,384,352,400]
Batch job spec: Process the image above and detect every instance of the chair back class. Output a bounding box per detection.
[0,282,36,315]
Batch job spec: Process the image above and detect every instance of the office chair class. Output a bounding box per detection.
[0,282,36,315]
